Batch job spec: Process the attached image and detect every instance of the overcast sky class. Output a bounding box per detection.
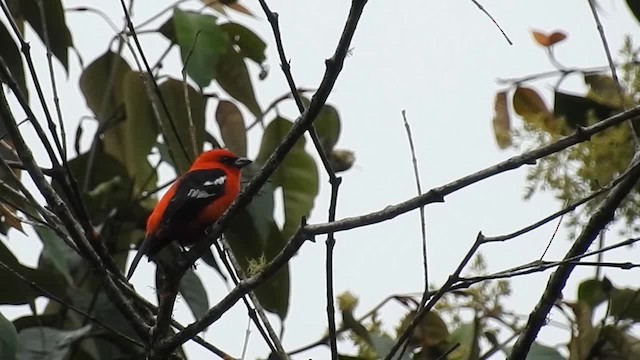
[3,0,640,359]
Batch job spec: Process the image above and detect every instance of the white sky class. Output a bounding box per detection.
[3,0,640,359]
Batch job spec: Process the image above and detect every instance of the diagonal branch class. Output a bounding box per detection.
[303,104,640,236]
[508,151,640,359]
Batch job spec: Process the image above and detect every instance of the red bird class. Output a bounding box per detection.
[126,149,252,280]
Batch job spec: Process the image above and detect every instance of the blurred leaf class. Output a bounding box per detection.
[6,0,23,35]
[448,320,480,360]
[0,183,38,220]
[513,87,549,117]
[16,325,91,360]
[179,268,209,321]
[0,311,17,360]
[0,203,22,233]
[203,0,255,17]
[161,9,229,88]
[301,97,341,151]
[554,91,617,129]
[158,78,206,174]
[610,288,640,322]
[122,71,158,189]
[257,117,319,239]
[626,0,640,24]
[342,309,370,344]
[532,30,567,47]
[216,45,261,117]
[0,20,27,97]
[492,91,511,149]
[368,334,412,360]
[219,22,266,64]
[0,240,66,305]
[329,149,356,173]
[578,278,610,309]
[215,100,247,156]
[598,325,640,359]
[584,73,626,108]
[19,0,72,71]
[518,342,565,360]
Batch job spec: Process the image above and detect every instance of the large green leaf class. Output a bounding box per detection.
[0,311,17,360]
[160,9,229,88]
[219,22,266,65]
[122,71,158,188]
[79,51,131,169]
[216,45,261,117]
[0,20,26,98]
[179,268,209,321]
[157,78,206,174]
[16,325,91,360]
[215,100,247,156]
[36,227,75,284]
[0,240,66,305]
[257,117,319,239]
[19,0,72,71]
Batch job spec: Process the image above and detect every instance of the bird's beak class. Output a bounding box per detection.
[234,157,252,168]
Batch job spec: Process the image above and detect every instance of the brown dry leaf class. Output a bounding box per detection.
[492,91,511,149]
[532,29,567,47]
[0,203,23,233]
[202,0,254,17]
[513,86,549,117]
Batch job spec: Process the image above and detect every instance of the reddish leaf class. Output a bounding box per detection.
[532,30,567,47]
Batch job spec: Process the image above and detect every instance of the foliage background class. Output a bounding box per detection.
[3,0,640,358]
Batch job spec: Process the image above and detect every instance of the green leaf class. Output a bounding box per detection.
[577,278,610,309]
[626,0,640,24]
[162,9,229,88]
[216,100,247,156]
[225,211,290,319]
[20,0,72,71]
[257,117,319,239]
[0,20,27,98]
[36,227,75,284]
[219,22,266,64]
[17,325,91,360]
[179,268,209,321]
[0,182,39,220]
[301,97,341,151]
[521,342,565,360]
[158,78,206,174]
[448,321,480,360]
[63,150,131,222]
[216,46,261,117]
[79,51,131,165]
[122,71,158,188]
[610,288,640,321]
[584,73,626,108]
[0,240,66,305]
[368,334,412,360]
[0,311,17,360]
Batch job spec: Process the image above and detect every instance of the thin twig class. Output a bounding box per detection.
[255,3,342,357]
[182,30,202,156]
[468,0,512,45]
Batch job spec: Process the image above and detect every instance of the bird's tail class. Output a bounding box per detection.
[126,235,156,281]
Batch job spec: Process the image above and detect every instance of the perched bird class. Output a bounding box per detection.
[126,149,252,280]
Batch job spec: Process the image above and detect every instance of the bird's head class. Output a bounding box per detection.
[190,149,252,172]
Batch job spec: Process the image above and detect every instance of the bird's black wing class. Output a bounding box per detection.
[162,168,227,225]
